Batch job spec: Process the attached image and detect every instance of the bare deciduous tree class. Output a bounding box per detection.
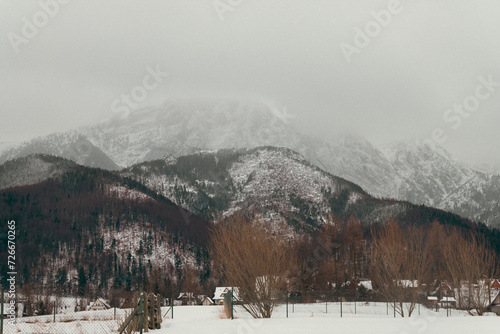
[345,215,365,280]
[210,215,295,318]
[441,227,498,315]
[370,222,430,317]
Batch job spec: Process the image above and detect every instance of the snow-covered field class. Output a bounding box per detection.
[5,302,499,334]
[160,303,499,334]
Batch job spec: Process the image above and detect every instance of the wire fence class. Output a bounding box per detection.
[0,289,471,334]
[219,288,460,321]
[2,307,128,334]
[1,292,165,334]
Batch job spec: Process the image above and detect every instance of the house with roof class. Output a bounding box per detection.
[358,280,373,291]
[395,279,419,288]
[490,279,500,290]
[213,287,239,305]
[177,292,197,305]
[486,292,500,315]
[88,298,111,311]
[200,296,214,306]
[453,279,500,310]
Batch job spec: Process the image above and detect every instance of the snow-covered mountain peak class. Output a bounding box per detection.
[2,97,500,227]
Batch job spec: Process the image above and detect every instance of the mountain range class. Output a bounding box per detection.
[1,150,499,299]
[1,98,499,228]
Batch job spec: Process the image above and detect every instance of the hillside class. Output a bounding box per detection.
[0,161,212,298]
[0,131,119,170]
[0,154,77,190]
[123,147,499,251]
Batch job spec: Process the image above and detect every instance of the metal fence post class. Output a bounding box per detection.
[286,291,288,318]
[139,291,144,334]
[53,301,56,322]
[1,285,4,334]
[171,296,174,320]
[231,289,234,320]
[326,301,327,314]
[340,297,342,318]
[354,289,357,314]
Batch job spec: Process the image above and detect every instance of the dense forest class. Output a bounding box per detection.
[0,166,213,310]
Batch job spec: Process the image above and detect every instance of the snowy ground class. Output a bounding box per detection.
[159,302,499,334]
[4,302,499,333]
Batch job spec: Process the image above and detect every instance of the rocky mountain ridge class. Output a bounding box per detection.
[1,98,498,227]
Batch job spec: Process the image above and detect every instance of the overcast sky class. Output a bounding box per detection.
[1,0,499,167]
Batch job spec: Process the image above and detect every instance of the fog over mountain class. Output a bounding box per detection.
[1,99,499,228]
[1,0,500,168]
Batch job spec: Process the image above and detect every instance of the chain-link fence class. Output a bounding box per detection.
[2,307,128,334]
[1,292,164,334]
[220,288,444,320]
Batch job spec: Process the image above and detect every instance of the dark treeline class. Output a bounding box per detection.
[289,213,499,309]
[0,167,213,311]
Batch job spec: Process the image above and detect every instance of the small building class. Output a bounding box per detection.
[213,287,239,305]
[491,279,500,290]
[177,292,196,306]
[201,296,214,306]
[487,292,500,315]
[88,298,111,311]
[358,280,373,291]
[395,280,419,289]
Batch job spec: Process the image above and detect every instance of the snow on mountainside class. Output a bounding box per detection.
[123,146,368,230]
[303,133,397,198]
[79,99,301,168]
[124,146,488,234]
[0,131,119,170]
[1,98,499,228]
[0,141,17,154]
[0,154,76,190]
[389,142,475,206]
[386,141,500,228]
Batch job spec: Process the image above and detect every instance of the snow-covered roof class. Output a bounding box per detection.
[90,298,110,309]
[202,296,214,304]
[213,287,239,301]
[178,292,195,299]
[427,296,438,301]
[395,280,418,288]
[359,280,373,291]
[440,297,456,303]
